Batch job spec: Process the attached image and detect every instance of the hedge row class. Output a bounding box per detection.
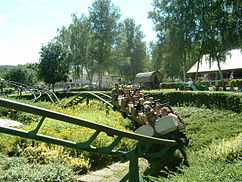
[161,79,242,89]
[160,82,180,89]
[146,90,242,113]
[66,90,242,113]
[229,79,242,87]
[14,90,242,113]
[160,82,211,89]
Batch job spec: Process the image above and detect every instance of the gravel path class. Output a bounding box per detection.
[77,159,149,182]
[0,118,23,127]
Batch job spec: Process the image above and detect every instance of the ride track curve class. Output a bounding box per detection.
[0,78,59,104]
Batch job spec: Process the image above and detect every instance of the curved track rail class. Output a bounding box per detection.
[63,92,112,108]
[0,78,59,104]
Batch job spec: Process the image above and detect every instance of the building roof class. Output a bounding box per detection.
[187,49,242,73]
[135,71,162,83]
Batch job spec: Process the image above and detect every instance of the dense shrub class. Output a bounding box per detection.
[145,90,242,113]
[0,98,241,181]
[210,80,230,86]
[229,79,242,86]
[0,154,75,182]
[150,134,242,182]
[0,99,135,174]
[199,80,210,86]
[161,80,233,88]
[160,82,180,89]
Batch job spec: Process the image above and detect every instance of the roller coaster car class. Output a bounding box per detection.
[135,115,188,144]
[114,97,189,142]
[135,115,189,176]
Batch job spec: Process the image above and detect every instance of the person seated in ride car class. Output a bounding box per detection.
[111,83,124,106]
[124,85,133,103]
[142,101,158,126]
[160,106,185,131]
[132,88,144,104]
[154,103,162,118]
[134,98,145,112]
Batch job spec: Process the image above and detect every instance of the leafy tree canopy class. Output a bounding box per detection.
[3,65,38,86]
[39,42,70,90]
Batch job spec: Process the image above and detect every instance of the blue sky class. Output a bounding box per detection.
[0,0,157,66]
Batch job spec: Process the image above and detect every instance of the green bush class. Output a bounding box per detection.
[229,79,242,86]
[199,80,210,86]
[160,82,180,89]
[150,134,242,182]
[0,99,135,174]
[146,90,242,113]
[0,155,75,182]
[0,106,39,125]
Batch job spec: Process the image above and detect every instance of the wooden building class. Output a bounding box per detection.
[187,49,242,80]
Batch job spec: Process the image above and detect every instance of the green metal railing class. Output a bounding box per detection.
[0,98,180,181]
[63,92,112,108]
[0,78,60,103]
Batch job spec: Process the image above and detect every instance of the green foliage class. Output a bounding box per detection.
[3,65,38,86]
[114,18,147,81]
[210,80,230,87]
[89,0,121,86]
[55,0,149,85]
[0,108,38,125]
[149,0,198,80]
[179,107,242,150]
[0,99,135,174]
[0,154,75,182]
[0,66,15,78]
[160,82,180,89]
[149,0,241,80]
[39,42,69,90]
[147,90,242,113]
[148,134,242,182]
[229,79,242,87]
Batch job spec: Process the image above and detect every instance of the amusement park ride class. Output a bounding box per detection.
[0,79,188,182]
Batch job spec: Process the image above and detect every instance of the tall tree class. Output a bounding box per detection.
[149,0,197,81]
[89,0,121,87]
[149,0,241,82]
[195,0,241,85]
[114,18,147,81]
[39,42,69,91]
[57,14,99,86]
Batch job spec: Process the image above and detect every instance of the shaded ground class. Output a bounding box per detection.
[77,159,149,182]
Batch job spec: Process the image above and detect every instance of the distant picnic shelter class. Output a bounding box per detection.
[187,49,242,80]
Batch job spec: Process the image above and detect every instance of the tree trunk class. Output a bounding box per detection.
[195,60,200,81]
[217,60,225,87]
[98,65,103,88]
[80,66,83,87]
[98,74,103,88]
[0,82,3,95]
[52,83,55,92]
[183,51,187,81]
[86,69,94,86]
